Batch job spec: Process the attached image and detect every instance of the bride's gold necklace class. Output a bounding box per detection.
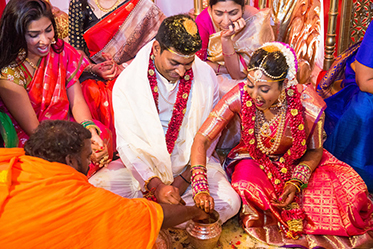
[94,0,121,13]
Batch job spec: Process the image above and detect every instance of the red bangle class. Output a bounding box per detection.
[217,64,221,73]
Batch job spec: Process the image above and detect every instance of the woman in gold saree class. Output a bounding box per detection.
[195,0,274,95]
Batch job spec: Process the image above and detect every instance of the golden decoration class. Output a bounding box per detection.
[149,69,155,76]
[153,86,158,93]
[249,139,255,144]
[301,139,306,146]
[287,89,294,96]
[150,54,155,60]
[0,170,9,183]
[252,116,255,121]
[260,165,265,170]
[182,108,186,114]
[183,19,198,36]
[184,75,190,81]
[291,109,298,116]
[248,128,254,134]
[281,167,287,174]
[95,0,121,13]
[267,172,272,179]
[279,157,285,163]
[287,219,304,232]
[298,124,304,131]
[288,150,291,155]
[246,101,252,107]
[182,93,188,99]
[275,179,281,185]
[125,2,134,11]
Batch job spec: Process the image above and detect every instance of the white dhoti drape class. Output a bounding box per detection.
[89,40,240,225]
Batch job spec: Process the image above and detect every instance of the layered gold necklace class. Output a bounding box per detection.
[255,103,287,155]
[94,0,121,13]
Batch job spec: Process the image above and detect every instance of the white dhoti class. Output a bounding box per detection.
[89,158,241,225]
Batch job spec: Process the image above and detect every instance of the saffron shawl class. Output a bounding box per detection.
[0,148,163,248]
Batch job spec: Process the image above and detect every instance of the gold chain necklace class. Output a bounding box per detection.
[94,0,121,13]
[25,58,38,70]
[255,103,287,155]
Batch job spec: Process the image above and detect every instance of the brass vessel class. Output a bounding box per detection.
[186,210,222,249]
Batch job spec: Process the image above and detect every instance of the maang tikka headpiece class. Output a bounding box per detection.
[247,55,286,85]
[246,42,298,88]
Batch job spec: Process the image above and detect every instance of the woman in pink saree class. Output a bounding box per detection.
[190,42,373,248]
[0,0,110,170]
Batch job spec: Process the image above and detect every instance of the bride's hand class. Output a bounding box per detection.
[270,183,298,208]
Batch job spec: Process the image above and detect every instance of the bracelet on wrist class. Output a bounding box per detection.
[191,164,207,172]
[222,51,236,57]
[81,120,101,135]
[86,64,98,78]
[144,175,161,192]
[284,180,301,193]
[180,174,191,184]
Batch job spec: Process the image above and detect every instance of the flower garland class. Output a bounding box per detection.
[241,83,307,238]
[147,50,193,154]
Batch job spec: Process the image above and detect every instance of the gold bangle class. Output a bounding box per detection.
[193,190,210,200]
[285,181,301,193]
[144,175,161,192]
[85,124,101,136]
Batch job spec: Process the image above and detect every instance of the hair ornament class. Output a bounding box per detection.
[247,55,286,84]
[259,42,298,88]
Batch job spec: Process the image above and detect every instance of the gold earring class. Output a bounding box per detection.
[51,38,56,44]
[276,90,286,107]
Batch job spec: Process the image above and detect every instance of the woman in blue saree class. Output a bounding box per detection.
[318,22,373,192]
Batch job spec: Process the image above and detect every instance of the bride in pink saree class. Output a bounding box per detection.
[190,42,373,248]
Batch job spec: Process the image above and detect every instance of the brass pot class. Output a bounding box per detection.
[186,210,222,249]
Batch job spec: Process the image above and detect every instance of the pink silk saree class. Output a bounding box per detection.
[199,82,373,248]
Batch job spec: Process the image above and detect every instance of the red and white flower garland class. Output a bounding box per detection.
[241,84,308,238]
[147,50,193,154]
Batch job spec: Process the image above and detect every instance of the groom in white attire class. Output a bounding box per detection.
[89,14,240,225]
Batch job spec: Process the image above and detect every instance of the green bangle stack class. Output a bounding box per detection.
[81,120,101,135]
